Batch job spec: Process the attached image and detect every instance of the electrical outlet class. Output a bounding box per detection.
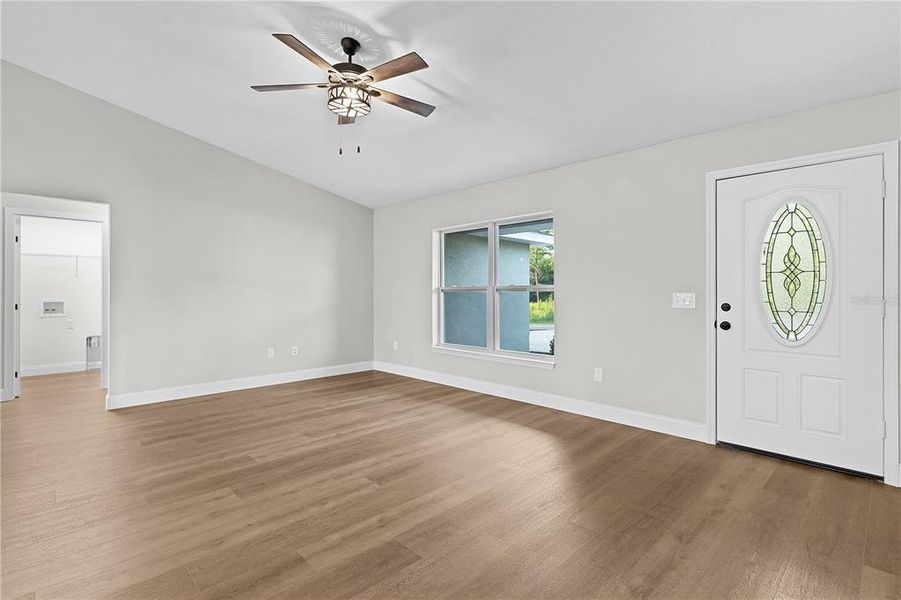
[291,345,299,357]
[392,340,398,351]
[593,368,603,383]
[267,347,275,359]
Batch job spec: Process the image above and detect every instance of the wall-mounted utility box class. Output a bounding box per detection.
[40,299,66,317]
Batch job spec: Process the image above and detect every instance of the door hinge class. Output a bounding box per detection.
[883,180,888,200]
[14,235,18,243]
[883,420,888,439]
[14,303,18,311]
[14,371,18,379]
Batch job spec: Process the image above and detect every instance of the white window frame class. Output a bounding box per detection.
[432,212,555,368]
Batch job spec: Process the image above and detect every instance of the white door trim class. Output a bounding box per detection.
[705,141,900,487]
[3,200,111,407]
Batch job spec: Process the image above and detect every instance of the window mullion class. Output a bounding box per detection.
[495,286,554,292]
[487,222,498,352]
[438,231,445,345]
[440,286,489,292]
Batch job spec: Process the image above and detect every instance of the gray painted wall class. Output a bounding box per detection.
[374,90,900,424]
[1,61,374,397]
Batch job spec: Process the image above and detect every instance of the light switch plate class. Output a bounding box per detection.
[672,292,696,309]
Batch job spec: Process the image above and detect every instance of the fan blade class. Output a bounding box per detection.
[371,88,435,117]
[251,83,329,92]
[338,115,355,125]
[362,52,428,83]
[273,33,335,73]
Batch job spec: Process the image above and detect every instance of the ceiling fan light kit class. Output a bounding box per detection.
[327,85,371,118]
[252,33,435,127]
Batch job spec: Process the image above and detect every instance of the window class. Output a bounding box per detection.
[760,202,828,343]
[435,214,555,366]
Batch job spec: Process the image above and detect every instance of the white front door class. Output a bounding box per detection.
[716,155,884,475]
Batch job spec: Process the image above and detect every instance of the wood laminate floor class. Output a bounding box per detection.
[1,370,899,599]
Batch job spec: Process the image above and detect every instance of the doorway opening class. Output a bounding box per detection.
[3,196,110,407]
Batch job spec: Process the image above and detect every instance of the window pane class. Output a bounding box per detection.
[499,291,555,355]
[443,228,489,287]
[497,219,554,286]
[760,202,828,343]
[443,291,487,347]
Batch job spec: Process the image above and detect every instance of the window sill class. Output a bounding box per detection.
[432,345,555,369]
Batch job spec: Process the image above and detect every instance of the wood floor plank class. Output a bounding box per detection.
[600,449,778,599]
[2,370,898,599]
[866,482,901,577]
[448,515,597,599]
[185,530,319,599]
[775,472,873,599]
[108,567,198,600]
[858,565,901,600]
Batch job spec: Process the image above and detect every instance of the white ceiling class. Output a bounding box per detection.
[2,2,898,208]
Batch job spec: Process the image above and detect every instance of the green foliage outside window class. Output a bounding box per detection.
[529,295,555,323]
[529,244,554,286]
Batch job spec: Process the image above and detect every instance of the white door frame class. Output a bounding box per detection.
[705,140,900,487]
[3,204,111,407]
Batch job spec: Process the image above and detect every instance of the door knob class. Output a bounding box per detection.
[720,321,731,330]
[721,302,731,312]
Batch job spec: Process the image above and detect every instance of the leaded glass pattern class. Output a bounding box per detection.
[760,202,827,343]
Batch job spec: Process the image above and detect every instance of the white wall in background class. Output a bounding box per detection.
[373,90,900,425]
[19,217,102,375]
[2,62,374,400]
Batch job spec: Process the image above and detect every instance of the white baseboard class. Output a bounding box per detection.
[107,358,706,442]
[107,361,374,410]
[372,361,708,443]
[21,361,100,377]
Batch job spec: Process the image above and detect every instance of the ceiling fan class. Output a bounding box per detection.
[252,34,435,125]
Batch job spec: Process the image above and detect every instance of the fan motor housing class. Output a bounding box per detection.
[332,62,366,76]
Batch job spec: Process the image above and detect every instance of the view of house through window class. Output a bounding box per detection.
[439,216,554,359]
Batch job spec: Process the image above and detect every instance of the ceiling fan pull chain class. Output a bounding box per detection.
[356,120,361,154]
[338,120,344,156]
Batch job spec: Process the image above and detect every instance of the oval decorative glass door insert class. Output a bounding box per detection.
[760,202,828,343]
